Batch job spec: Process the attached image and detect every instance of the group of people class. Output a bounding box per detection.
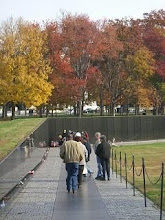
[94,132,111,181]
[59,130,92,193]
[59,130,111,193]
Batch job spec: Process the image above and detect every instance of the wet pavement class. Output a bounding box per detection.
[0,147,164,220]
[0,146,46,201]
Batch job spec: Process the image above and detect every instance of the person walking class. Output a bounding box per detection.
[96,135,111,181]
[74,132,88,188]
[94,132,103,180]
[82,136,93,175]
[82,136,91,162]
[82,131,89,142]
[60,133,84,193]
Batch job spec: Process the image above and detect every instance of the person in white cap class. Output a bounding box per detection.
[74,132,88,187]
[60,133,84,193]
[94,132,103,180]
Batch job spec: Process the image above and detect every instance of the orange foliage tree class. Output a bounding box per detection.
[45,14,98,116]
[142,10,165,113]
[93,20,124,115]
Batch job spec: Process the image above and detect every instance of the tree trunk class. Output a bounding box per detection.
[105,105,108,115]
[51,109,54,117]
[2,104,7,119]
[11,103,15,120]
[153,106,159,115]
[39,105,43,118]
[46,105,49,117]
[81,100,84,117]
[110,102,115,116]
[135,105,139,115]
[160,103,164,115]
[25,108,27,117]
[73,105,77,116]
[126,104,129,116]
[100,91,104,116]
[77,100,82,117]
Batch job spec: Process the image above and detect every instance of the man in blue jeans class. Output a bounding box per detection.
[96,135,111,181]
[65,163,79,192]
[94,132,103,179]
[60,133,84,193]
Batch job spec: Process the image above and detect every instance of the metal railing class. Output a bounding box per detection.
[111,148,164,220]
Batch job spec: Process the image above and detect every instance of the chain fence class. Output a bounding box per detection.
[111,148,164,220]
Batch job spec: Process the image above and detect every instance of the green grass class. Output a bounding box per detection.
[0,118,46,161]
[113,143,165,210]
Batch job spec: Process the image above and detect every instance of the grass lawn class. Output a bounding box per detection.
[0,118,46,161]
[113,143,165,210]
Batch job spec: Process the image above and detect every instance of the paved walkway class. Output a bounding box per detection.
[0,147,164,220]
[0,147,46,201]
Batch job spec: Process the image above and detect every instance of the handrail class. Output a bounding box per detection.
[111,148,164,220]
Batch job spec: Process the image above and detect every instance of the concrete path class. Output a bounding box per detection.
[0,147,164,220]
[0,147,46,201]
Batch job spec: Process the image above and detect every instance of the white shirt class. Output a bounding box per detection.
[77,142,88,165]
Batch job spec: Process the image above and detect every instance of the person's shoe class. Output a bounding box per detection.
[99,177,106,181]
[72,189,77,194]
[67,189,70,193]
[108,177,110,181]
[95,176,101,180]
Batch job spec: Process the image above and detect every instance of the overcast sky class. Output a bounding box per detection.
[0,0,164,23]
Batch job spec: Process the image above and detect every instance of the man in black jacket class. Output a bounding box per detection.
[96,135,111,181]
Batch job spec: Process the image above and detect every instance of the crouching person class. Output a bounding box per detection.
[60,133,84,193]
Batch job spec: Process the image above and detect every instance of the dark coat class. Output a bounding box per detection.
[96,141,111,159]
[84,142,92,161]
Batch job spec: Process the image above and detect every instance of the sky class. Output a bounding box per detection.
[0,0,164,23]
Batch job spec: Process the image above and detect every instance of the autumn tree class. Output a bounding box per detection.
[108,18,157,114]
[110,19,141,113]
[93,20,124,115]
[0,18,53,119]
[58,13,98,116]
[45,21,82,114]
[142,10,165,114]
[86,67,107,115]
[125,47,155,113]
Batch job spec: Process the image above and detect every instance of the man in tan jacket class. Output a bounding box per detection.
[60,133,84,193]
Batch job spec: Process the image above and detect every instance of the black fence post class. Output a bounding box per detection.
[120,152,122,182]
[160,162,164,220]
[142,157,147,207]
[115,150,117,178]
[112,148,114,175]
[132,155,135,196]
[125,153,128,189]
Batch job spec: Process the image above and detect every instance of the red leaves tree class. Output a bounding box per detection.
[142,10,165,113]
[45,22,80,109]
[46,14,98,116]
[45,10,165,116]
[59,14,98,116]
[93,21,124,115]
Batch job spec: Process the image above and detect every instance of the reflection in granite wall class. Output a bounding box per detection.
[48,116,165,142]
[0,120,48,201]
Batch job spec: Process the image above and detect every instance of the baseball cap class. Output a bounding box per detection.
[75,132,81,137]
